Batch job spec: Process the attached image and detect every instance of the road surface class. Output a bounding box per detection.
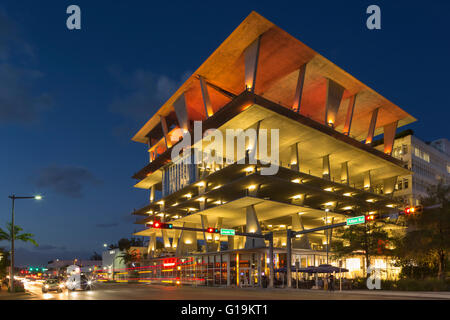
[1,281,447,300]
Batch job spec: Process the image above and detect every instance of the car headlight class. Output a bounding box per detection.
[87,281,92,285]
[44,284,49,288]
[59,284,64,288]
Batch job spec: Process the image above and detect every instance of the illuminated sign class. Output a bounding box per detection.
[220,228,235,236]
[346,216,365,226]
[163,262,176,267]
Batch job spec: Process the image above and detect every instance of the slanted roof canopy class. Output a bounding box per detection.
[133,11,415,144]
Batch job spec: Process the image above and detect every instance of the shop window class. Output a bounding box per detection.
[346,258,361,272]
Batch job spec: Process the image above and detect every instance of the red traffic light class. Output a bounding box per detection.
[207,227,219,233]
[152,221,173,229]
[403,205,423,215]
[365,215,376,222]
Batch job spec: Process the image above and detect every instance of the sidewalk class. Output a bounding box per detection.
[0,290,34,300]
[347,290,450,300]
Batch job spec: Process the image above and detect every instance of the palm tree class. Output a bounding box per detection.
[117,249,141,281]
[0,223,39,247]
[117,249,139,267]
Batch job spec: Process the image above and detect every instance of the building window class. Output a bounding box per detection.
[413,147,430,163]
[402,144,408,155]
[403,178,409,190]
[346,258,361,272]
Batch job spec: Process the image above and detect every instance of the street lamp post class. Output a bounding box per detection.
[7,194,42,293]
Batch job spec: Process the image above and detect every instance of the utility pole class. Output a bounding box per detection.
[10,196,15,293]
[7,194,42,293]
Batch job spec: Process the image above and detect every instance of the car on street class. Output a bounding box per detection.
[42,278,65,293]
[66,274,93,291]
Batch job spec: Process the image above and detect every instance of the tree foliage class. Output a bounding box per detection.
[118,238,131,251]
[117,249,140,267]
[331,221,392,273]
[90,252,102,261]
[0,248,10,278]
[0,223,38,247]
[393,182,449,280]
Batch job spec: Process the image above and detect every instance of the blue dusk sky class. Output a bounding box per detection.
[1,1,449,265]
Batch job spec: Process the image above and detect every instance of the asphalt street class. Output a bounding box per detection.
[1,281,448,300]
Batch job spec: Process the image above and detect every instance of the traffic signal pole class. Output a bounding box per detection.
[286,229,292,288]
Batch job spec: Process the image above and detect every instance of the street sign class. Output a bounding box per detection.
[220,228,235,236]
[346,216,365,226]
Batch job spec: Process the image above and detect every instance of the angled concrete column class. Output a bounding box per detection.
[322,155,331,180]
[237,236,245,250]
[244,36,261,92]
[291,214,311,249]
[149,150,155,163]
[245,205,265,249]
[365,108,379,145]
[149,185,155,203]
[160,115,171,148]
[364,170,372,191]
[200,214,217,252]
[176,222,198,256]
[343,95,356,136]
[383,176,398,195]
[172,229,181,249]
[161,229,171,250]
[291,194,305,206]
[383,121,398,155]
[325,79,345,127]
[341,161,349,185]
[197,181,206,195]
[173,93,190,131]
[200,214,209,252]
[292,64,307,113]
[199,76,214,118]
[290,143,300,171]
[227,236,234,250]
[199,197,206,210]
[147,234,156,257]
[247,184,260,197]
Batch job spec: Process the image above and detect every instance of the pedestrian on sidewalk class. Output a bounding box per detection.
[328,274,334,291]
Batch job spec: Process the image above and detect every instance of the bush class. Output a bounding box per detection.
[351,278,368,289]
[351,278,450,291]
[379,279,450,291]
[395,279,450,291]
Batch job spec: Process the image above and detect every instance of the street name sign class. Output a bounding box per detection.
[346,216,365,226]
[220,228,236,236]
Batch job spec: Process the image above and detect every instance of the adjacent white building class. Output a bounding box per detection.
[376,130,450,205]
